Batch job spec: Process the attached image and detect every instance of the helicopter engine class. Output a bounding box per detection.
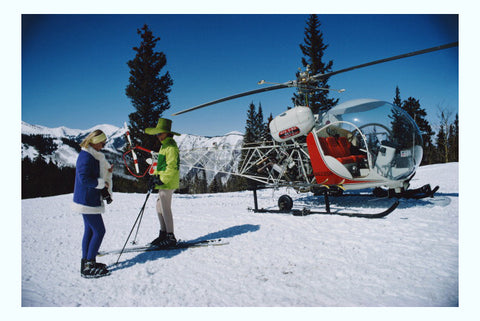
[269,106,315,142]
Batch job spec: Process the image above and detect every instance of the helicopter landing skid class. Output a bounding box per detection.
[372,184,439,200]
[249,188,399,219]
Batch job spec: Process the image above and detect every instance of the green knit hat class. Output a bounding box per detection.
[145,118,180,136]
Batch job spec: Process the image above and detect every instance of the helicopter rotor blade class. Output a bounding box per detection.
[311,41,458,80]
[172,42,458,116]
[172,83,291,116]
[299,85,346,93]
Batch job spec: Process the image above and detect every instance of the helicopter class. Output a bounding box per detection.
[123,42,457,218]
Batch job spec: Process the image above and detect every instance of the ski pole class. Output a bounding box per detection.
[115,189,152,264]
[132,197,147,245]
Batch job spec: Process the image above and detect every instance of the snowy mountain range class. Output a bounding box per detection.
[21,121,244,184]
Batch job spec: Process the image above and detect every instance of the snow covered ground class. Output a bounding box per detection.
[15,162,473,316]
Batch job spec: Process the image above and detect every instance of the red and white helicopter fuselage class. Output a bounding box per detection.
[268,98,423,193]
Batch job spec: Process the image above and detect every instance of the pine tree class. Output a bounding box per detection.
[448,113,459,162]
[239,102,259,189]
[125,24,173,150]
[266,113,274,140]
[393,86,402,107]
[401,97,435,165]
[208,175,224,193]
[244,102,258,145]
[226,101,267,191]
[21,156,76,199]
[390,107,415,150]
[436,110,458,164]
[255,103,270,141]
[436,120,448,163]
[293,14,338,115]
[391,88,435,165]
[193,170,208,194]
[243,101,271,145]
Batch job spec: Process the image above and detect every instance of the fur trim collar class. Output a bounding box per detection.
[83,146,106,162]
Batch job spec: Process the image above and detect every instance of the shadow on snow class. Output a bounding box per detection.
[110,224,260,272]
[257,190,457,213]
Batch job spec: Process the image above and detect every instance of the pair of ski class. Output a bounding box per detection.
[98,238,228,257]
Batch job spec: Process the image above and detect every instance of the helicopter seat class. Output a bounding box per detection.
[307,133,354,181]
[337,137,367,163]
[319,136,365,164]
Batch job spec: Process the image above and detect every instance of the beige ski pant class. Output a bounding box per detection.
[156,189,174,234]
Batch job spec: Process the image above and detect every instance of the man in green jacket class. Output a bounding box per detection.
[145,118,180,247]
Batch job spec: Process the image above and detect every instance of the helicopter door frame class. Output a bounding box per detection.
[312,121,372,179]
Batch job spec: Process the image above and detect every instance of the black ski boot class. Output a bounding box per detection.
[151,233,177,248]
[150,230,167,246]
[81,259,110,279]
[81,258,87,274]
[82,258,107,273]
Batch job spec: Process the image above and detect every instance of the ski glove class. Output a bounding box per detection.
[149,175,164,190]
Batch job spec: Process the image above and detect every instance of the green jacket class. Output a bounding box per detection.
[153,137,180,190]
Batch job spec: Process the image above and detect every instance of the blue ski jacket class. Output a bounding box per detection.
[72,148,106,214]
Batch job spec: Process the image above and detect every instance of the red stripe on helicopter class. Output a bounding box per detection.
[279,127,300,139]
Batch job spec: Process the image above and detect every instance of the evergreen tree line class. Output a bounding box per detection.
[178,171,231,195]
[223,102,271,192]
[21,134,148,199]
[21,134,75,199]
[435,111,459,164]
[22,154,149,199]
[393,86,459,165]
[22,157,76,199]
[176,101,270,194]
[22,134,58,155]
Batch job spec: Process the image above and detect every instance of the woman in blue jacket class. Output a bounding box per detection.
[72,129,113,278]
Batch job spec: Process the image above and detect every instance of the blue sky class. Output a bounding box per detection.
[22,14,458,136]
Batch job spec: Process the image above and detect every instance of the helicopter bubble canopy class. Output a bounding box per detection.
[319,99,423,181]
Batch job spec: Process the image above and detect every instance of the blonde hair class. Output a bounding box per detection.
[80,129,106,148]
